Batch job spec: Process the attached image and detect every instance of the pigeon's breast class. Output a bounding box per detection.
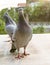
[13,27,32,48]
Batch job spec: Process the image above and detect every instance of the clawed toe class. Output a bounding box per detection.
[15,54,24,59]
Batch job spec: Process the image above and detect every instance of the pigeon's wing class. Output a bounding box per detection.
[12,26,18,41]
[8,17,16,25]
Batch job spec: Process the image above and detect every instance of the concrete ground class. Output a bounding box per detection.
[0,34,50,65]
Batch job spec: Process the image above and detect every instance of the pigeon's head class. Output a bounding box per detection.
[18,8,24,15]
[18,8,26,22]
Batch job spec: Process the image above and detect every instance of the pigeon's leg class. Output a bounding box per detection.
[10,44,16,53]
[23,46,29,56]
[15,48,24,59]
[15,48,21,59]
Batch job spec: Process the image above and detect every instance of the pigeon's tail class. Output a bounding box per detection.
[3,12,16,25]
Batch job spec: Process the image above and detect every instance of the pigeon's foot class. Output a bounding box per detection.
[10,49,16,53]
[10,44,16,53]
[15,53,24,59]
[23,47,30,56]
[23,52,30,56]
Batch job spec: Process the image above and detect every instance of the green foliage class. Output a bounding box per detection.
[8,8,18,23]
[32,2,50,21]
[0,20,6,34]
[33,26,44,34]
[0,2,50,34]
[24,2,50,22]
[0,9,8,34]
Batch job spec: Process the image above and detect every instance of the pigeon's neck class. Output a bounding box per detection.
[19,14,24,22]
[18,13,29,30]
[18,13,27,25]
[5,18,10,25]
[4,16,12,25]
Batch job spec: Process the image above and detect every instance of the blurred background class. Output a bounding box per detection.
[0,0,50,34]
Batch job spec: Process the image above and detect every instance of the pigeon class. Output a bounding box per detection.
[12,8,32,58]
[3,12,17,52]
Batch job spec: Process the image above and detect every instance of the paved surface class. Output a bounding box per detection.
[0,34,50,65]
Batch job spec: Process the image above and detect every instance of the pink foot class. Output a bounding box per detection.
[15,54,24,59]
[23,53,30,56]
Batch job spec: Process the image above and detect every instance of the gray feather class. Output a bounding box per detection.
[12,8,32,49]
